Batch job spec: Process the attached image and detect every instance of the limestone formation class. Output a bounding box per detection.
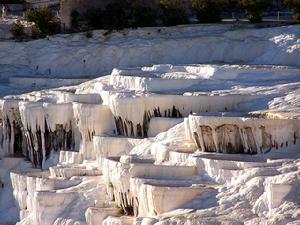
[0,61,298,225]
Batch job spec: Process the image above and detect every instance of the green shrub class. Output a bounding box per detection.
[132,2,157,27]
[192,0,228,23]
[71,10,80,30]
[85,8,104,29]
[31,25,42,39]
[85,0,128,31]
[284,0,300,20]
[25,7,60,36]
[239,0,272,23]
[85,1,157,30]
[48,16,60,33]
[160,0,189,26]
[10,21,25,39]
[132,6,157,27]
[102,0,128,30]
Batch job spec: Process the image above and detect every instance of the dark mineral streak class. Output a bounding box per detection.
[114,105,183,138]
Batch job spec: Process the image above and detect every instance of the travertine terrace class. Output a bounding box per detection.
[0,25,300,225]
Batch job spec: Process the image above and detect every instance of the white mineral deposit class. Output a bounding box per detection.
[0,11,300,225]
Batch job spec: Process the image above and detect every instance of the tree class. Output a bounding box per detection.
[160,0,189,26]
[10,21,25,40]
[71,10,80,30]
[239,0,272,23]
[192,0,228,23]
[132,2,157,27]
[284,0,300,20]
[85,8,104,29]
[102,0,128,30]
[84,0,129,31]
[25,8,60,37]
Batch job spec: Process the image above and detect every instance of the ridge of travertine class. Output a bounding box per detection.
[0,63,300,225]
[1,24,300,78]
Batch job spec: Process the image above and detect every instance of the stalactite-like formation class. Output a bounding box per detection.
[0,100,26,157]
[114,106,183,138]
[189,115,300,154]
[23,120,75,168]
